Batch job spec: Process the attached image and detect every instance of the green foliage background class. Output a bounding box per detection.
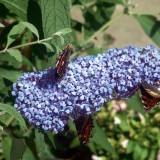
[0,0,160,159]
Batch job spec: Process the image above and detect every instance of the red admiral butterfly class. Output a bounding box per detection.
[140,82,160,111]
[56,44,72,77]
[74,115,93,145]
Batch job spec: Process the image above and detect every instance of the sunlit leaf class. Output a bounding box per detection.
[101,0,127,4]
[133,14,160,47]
[83,1,115,38]
[0,23,4,27]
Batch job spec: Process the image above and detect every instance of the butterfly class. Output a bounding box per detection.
[139,82,160,111]
[74,115,93,145]
[56,44,72,77]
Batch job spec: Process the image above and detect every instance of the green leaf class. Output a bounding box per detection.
[46,132,56,149]
[0,78,12,96]
[83,1,115,38]
[117,113,130,132]
[101,0,127,5]
[133,14,160,47]
[5,23,26,49]
[59,36,64,45]
[126,94,145,114]
[126,140,135,154]
[48,44,61,67]
[0,78,7,94]
[0,103,27,130]
[5,22,39,49]
[20,22,39,40]
[0,52,33,68]
[148,149,156,160]
[22,56,34,68]
[102,0,128,4]
[2,136,12,160]
[41,42,54,51]
[0,23,4,27]
[40,0,70,45]
[22,147,37,160]
[79,0,126,5]
[140,148,148,160]
[0,68,22,82]
[7,49,22,63]
[40,0,71,64]
[10,137,26,160]
[91,121,115,154]
[157,132,160,147]
[35,129,46,160]
[133,144,143,160]
[67,118,80,148]
[133,146,148,160]
[54,28,72,36]
[1,0,28,20]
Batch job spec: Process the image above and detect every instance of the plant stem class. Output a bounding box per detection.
[80,14,123,47]
[0,36,56,54]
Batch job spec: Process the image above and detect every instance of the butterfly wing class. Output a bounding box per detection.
[140,82,160,111]
[56,45,72,77]
[74,115,93,145]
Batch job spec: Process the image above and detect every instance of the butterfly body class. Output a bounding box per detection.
[56,44,72,77]
[74,115,93,145]
[140,82,160,111]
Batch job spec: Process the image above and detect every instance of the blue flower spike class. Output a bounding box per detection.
[12,45,160,133]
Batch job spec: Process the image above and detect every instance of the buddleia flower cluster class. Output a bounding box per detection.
[11,45,160,133]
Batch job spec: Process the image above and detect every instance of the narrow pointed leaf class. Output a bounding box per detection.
[0,23,4,27]
[54,28,72,36]
[35,129,46,160]
[91,121,115,154]
[7,49,22,63]
[133,14,160,47]
[5,22,39,49]
[126,94,145,114]
[20,22,39,40]
[1,0,28,20]
[0,68,22,82]
[5,23,26,49]
[0,103,27,130]
[41,42,54,51]
[10,137,26,160]
[40,0,71,64]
